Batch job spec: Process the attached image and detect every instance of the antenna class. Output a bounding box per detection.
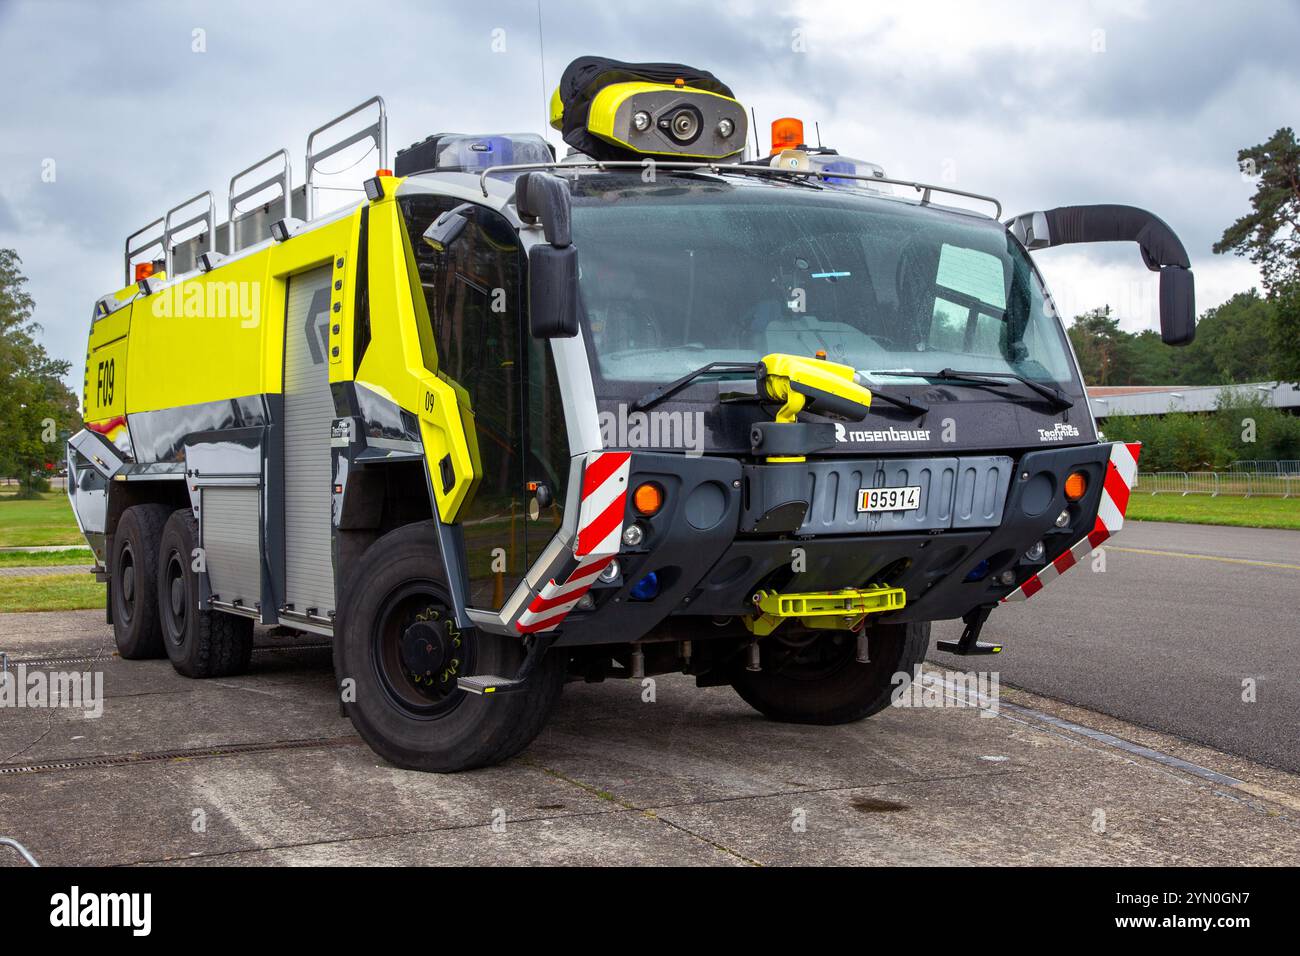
[536,0,549,137]
[815,122,822,148]
[750,106,760,158]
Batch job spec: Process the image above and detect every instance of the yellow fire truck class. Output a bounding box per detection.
[69,57,1195,771]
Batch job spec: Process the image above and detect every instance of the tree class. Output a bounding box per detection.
[1213,127,1300,383]
[1067,306,1133,385]
[1173,289,1275,384]
[0,249,79,497]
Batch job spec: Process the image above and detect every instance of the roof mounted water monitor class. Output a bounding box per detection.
[1006,204,1195,346]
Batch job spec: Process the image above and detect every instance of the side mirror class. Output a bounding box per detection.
[528,245,579,338]
[517,171,580,338]
[1006,204,1196,346]
[1159,266,1195,346]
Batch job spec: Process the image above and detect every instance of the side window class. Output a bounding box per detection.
[401,195,526,610]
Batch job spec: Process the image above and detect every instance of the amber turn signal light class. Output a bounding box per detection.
[1064,471,1088,501]
[633,482,664,516]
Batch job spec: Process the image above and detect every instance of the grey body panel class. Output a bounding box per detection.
[202,487,262,606]
[282,264,337,617]
[742,455,1012,535]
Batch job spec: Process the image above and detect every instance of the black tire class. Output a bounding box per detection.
[156,509,254,678]
[732,621,931,725]
[110,504,171,659]
[334,521,565,773]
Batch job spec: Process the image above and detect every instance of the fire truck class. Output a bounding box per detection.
[68,57,1195,771]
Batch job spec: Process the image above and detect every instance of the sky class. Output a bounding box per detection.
[1,0,1296,393]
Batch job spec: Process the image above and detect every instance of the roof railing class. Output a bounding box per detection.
[162,191,214,278]
[120,96,386,289]
[228,149,292,255]
[305,96,387,219]
[123,217,164,286]
[476,159,1003,218]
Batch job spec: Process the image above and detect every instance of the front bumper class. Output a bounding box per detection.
[551,443,1120,646]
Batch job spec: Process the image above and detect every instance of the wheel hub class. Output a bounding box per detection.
[122,563,135,604]
[170,574,185,616]
[400,620,449,681]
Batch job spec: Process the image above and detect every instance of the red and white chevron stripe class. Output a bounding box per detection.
[1002,441,1141,603]
[514,451,630,634]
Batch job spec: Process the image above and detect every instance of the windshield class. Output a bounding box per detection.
[569,175,1078,395]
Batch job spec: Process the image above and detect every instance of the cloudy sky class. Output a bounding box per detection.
[1,0,1296,392]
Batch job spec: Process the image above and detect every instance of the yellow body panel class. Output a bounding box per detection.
[355,181,482,523]
[87,175,483,526]
[113,214,358,415]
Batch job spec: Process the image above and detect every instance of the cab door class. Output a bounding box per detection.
[412,198,529,611]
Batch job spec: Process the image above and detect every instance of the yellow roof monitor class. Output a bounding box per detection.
[552,56,747,162]
[586,82,747,160]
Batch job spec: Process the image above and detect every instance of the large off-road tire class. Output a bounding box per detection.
[334,521,565,773]
[156,509,254,678]
[732,621,931,725]
[110,503,172,659]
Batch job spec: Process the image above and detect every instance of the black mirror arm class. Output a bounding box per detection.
[1007,205,1190,271]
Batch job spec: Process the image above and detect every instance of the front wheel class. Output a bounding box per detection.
[732,621,930,725]
[334,521,565,773]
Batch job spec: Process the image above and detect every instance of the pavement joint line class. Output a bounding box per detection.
[5,643,331,668]
[1108,545,1300,571]
[624,768,1025,814]
[526,760,762,865]
[0,735,363,775]
[120,803,640,866]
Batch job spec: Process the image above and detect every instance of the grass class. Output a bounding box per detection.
[0,548,94,568]
[1125,494,1300,531]
[0,492,83,548]
[0,573,103,612]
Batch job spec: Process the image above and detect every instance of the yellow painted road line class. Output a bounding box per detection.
[1109,546,1300,572]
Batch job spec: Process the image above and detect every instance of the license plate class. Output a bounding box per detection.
[857,485,921,513]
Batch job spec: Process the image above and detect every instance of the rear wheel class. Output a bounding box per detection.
[110,504,171,659]
[156,509,253,678]
[335,521,565,773]
[732,621,930,725]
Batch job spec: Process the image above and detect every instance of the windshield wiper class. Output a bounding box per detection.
[929,368,1073,410]
[852,377,929,416]
[631,362,760,412]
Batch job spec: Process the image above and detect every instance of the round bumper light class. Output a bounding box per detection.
[622,523,644,547]
[598,559,620,584]
[1064,471,1088,501]
[633,482,664,516]
[1024,540,1045,562]
[1055,509,1071,528]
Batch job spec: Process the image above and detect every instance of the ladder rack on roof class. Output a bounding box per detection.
[122,97,388,287]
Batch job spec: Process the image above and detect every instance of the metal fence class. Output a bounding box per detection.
[1134,471,1297,497]
[1227,460,1300,476]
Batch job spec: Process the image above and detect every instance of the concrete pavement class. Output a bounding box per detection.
[3,608,1299,866]
[934,519,1300,773]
